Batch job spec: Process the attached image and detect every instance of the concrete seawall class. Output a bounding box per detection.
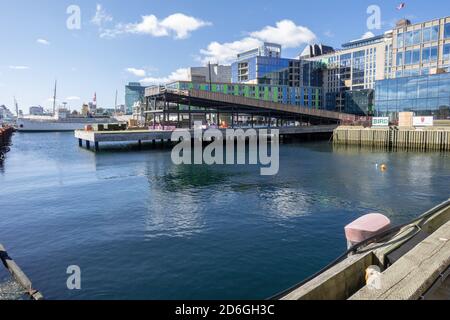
[333,126,450,151]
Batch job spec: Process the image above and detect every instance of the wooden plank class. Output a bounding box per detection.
[280,252,374,300]
[350,221,450,300]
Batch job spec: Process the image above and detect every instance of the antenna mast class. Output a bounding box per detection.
[53,80,57,115]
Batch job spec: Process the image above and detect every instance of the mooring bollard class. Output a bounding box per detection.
[345,213,391,250]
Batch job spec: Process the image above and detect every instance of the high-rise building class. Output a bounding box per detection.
[125,82,146,115]
[391,16,450,78]
[188,64,231,83]
[231,42,323,87]
[303,32,394,114]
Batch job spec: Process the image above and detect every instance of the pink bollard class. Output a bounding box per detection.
[345,213,391,249]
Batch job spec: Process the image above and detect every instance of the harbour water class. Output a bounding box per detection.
[1,132,449,300]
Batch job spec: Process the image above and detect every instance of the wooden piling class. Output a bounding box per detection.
[333,126,450,152]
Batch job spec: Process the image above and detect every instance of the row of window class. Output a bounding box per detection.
[375,74,450,101]
[396,23,450,48]
[395,45,450,66]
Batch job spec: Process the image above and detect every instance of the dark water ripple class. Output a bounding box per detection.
[0,132,449,299]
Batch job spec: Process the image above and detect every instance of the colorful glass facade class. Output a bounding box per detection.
[167,81,323,109]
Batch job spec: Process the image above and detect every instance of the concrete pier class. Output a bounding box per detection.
[333,126,450,151]
[75,125,338,151]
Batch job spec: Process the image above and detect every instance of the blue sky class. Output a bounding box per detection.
[0,0,449,112]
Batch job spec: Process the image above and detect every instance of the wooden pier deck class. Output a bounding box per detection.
[75,125,338,151]
[277,199,450,300]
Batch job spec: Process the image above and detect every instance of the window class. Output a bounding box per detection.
[430,46,438,61]
[423,28,431,42]
[422,47,431,63]
[413,30,422,45]
[431,26,439,41]
[397,32,404,48]
[404,31,413,46]
[412,49,421,64]
[445,23,450,38]
[404,50,412,65]
[445,44,450,61]
[397,52,404,66]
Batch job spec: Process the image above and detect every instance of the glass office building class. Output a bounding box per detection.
[231,43,323,88]
[167,81,323,109]
[375,72,450,120]
[326,90,374,115]
[125,82,146,114]
[392,17,450,78]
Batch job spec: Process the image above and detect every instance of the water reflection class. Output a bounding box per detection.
[142,161,214,239]
[260,188,312,219]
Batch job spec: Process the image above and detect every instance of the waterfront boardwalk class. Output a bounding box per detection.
[145,87,358,124]
[75,125,337,151]
[333,126,450,151]
[278,199,450,300]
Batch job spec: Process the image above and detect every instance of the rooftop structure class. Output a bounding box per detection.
[188,64,231,83]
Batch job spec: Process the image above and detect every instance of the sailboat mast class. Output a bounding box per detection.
[53,80,57,115]
[14,96,19,118]
[114,90,118,113]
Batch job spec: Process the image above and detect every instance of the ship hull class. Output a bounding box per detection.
[17,118,115,132]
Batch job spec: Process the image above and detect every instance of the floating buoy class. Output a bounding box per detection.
[380,164,388,172]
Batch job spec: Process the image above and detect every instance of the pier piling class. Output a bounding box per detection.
[333,126,450,152]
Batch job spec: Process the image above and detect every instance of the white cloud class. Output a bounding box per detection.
[92,4,113,26]
[159,13,212,39]
[200,37,262,65]
[362,31,375,39]
[9,66,29,70]
[100,13,211,40]
[125,68,147,77]
[37,38,50,45]
[324,30,334,38]
[250,20,316,48]
[66,96,81,101]
[199,20,316,64]
[139,68,189,85]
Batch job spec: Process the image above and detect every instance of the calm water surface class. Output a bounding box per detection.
[1,132,449,299]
